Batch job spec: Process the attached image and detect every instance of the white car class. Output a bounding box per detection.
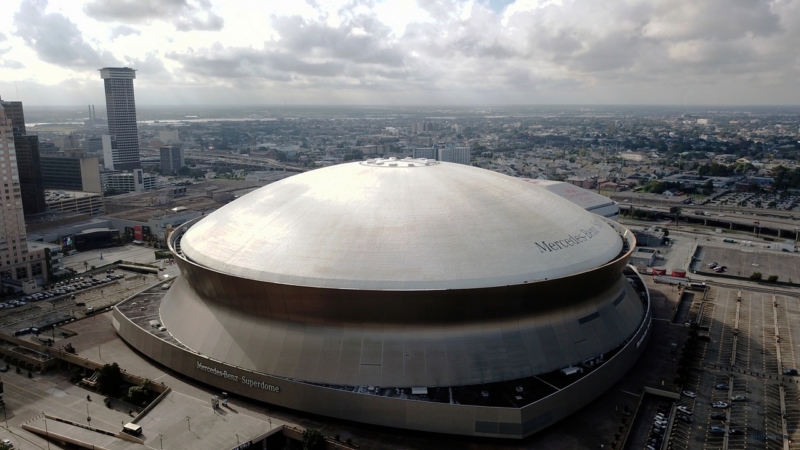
[677,405,693,415]
[711,401,729,409]
[682,390,696,398]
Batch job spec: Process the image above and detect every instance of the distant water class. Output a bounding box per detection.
[21,104,800,125]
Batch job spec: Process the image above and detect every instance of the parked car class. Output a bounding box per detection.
[715,383,730,390]
[678,415,692,424]
[711,401,729,408]
[732,395,746,402]
[729,429,745,435]
[711,413,726,420]
[709,426,726,435]
[677,405,693,415]
[783,368,798,376]
[682,390,696,398]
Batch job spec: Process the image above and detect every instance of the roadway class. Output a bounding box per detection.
[620,204,800,239]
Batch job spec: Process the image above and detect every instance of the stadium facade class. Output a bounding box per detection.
[113,158,650,439]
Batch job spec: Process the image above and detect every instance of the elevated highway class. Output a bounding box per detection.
[619,204,800,240]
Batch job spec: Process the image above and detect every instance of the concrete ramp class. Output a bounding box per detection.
[22,414,148,450]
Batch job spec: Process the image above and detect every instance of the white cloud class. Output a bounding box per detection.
[2,0,799,105]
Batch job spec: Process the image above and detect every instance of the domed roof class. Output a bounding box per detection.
[181,159,623,290]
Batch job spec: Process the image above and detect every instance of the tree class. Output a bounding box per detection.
[126,378,152,406]
[301,429,325,450]
[702,179,714,195]
[0,442,11,450]
[750,272,763,281]
[96,363,124,397]
[768,275,779,283]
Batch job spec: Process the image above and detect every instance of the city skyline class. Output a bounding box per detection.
[0,0,798,106]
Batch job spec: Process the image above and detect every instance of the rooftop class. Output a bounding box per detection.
[182,161,623,290]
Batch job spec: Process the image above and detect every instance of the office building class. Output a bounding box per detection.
[0,97,46,215]
[103,169,157,193]
[14,135,46,214]
[0,102,49,284]
[159,130,180,144]
[40,155,102,193]
[114,159,649,439]
[101,134,116,170]
[83,136,103,154]
[38,141,57,155]
[100,67,141,170]
[159,146,184,173]
[0,100,25,135]
[438,146,471,165]
[412,146,436,160]
[411,121,437,134]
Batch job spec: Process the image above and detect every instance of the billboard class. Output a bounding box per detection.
[60,235,74,248]
[134,225,143,241]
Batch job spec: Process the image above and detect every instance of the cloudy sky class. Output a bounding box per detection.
[0,0,798,106]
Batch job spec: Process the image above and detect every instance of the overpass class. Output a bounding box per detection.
[619,204,800,241]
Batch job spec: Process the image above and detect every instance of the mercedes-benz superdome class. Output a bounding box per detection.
[113,158,651,439]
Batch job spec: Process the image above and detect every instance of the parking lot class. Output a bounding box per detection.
[706,192,800,212]
[0,268,165,335]
[695,244,800,282]
[660,284,800,450]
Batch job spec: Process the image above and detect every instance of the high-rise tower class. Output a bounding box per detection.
[100,67,141,170]
[0,97,46,215]
[0,103,30,270]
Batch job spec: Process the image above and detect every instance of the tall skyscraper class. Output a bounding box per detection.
[0,100,25,135]
[14,135,46,214]
[100,67,141,171]
[0,103,30,271]
[160,145,185,173]
[0,97,46,215]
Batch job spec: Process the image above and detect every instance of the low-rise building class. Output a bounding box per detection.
[629,247,657,268]
[438,146,471,165]
[566,176,597,189]
[620,151,646,162]
[413,147,436,160]
[102,169,158,193]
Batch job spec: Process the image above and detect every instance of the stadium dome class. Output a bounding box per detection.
[181,158,622,290]
[115,158,650,439]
